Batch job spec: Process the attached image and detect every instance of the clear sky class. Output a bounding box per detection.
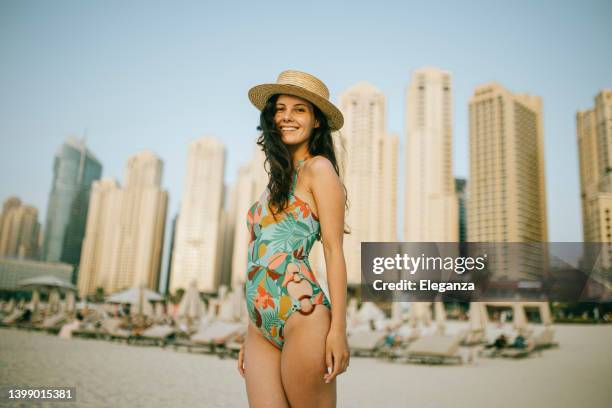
[1,1,611,289]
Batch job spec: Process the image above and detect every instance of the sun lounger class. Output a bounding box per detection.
[400,335,463,364]
[40,313,69,332]
[461,329,485,346]
[348,331,386,357]
[1,309,25,326]
[131,325,176,347]
[500,340,535,358]
[171,321,244,354]
[101,318,132,342]
[533,327,559,350]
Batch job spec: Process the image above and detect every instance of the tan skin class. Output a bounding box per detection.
[238,94,349,407]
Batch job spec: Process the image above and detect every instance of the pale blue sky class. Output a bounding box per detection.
[1,1,611,288]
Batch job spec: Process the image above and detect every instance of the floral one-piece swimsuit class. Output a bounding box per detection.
[245,159,331,349]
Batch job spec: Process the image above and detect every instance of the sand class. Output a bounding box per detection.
[1,324,611,407]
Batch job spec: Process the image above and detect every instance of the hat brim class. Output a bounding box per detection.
[248,84,344,131]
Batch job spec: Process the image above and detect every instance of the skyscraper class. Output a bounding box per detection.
[577,90,612,264]
[77,150,168,297]
[468,83,548,279]
[43,138,102,274]
[0,196,40,259]
[455,178,467,243]
[339,82,399,285]
[169,137,225,294]
[231,147,268,286]
[404,67,458,242]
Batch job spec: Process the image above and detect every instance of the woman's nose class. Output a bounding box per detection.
[282,109,292,121]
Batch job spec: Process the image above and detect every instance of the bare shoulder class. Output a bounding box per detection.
[304,155,338,179]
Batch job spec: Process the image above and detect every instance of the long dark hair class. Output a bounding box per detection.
[256,94,349,233]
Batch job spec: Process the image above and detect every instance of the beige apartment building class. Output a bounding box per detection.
[577,90,612,266]
[468,83,548,280]
[78,150,168,298]
[339,82,399,285]
[169,137,225,294]
[404,67,458,242]
[0,196,40,259]
[230,147,268,286]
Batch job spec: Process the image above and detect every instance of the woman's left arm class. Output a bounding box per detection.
[308,156,349,384]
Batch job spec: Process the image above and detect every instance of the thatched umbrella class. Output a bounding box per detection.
[434,302,446,335]
[512,302,528,333]
[178,281,206,323]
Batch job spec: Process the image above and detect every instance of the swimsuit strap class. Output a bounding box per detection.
[290,158,307,195]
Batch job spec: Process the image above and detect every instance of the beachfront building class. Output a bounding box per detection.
[42,137,102,272]
[455,178,468,243]
[468,83,548,280]
[577,90,612,266]
[0,197,40,260]
[230,148,267,286]
[404,67,458,242]
[168,137,225,295]
[0,257,72,293]
[339,82,399,285]
[77,150,167,298]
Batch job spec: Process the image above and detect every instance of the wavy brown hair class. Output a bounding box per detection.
[256,94,349,235]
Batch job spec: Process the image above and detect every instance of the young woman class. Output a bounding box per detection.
[238,70,350,407]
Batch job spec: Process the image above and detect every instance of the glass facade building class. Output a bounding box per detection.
[42,138,102,279]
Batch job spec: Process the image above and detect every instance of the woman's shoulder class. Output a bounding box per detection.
[304,155,336,176]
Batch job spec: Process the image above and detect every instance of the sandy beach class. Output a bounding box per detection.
[1,324,611,408]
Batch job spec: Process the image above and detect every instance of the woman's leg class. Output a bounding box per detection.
[244,322,290,408]
[281,279,336,407]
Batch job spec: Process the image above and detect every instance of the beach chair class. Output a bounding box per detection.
[348,331,386,357]
[101,318,132,342]
[71,322,101,339]
[500,340,535,358]
[39,313,69,334]
[400,334,463,364]
[1,309,25,326]
[461,328,485,346]
[132,324,176,347]
[173,321,244,354]
[533,327,559,350]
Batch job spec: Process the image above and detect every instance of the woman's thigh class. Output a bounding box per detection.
[281,305,336,408]
[244,322,290,408]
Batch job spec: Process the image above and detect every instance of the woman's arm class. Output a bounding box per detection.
[307,156,349,383]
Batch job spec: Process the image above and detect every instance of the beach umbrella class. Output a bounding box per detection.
[106,287,163,304]
[355,302,385,324]
[17,298,25,309]
[468,302,487,331]
[48,288,61,314]
[539,302,552,326]
[347,298,359,326]
[29,289,40,312]
[17,275,77,291]
[178,281,206,320]
[230,282,247,322]
[154,302,165,320]
[4,298,15,313]
[63,291,76,313]
[434,302,446,335]
[512,302,528,332]
[409,302,432,327]
[206,298,219,321]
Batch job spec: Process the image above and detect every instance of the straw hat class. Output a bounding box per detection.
[248,70,344,131]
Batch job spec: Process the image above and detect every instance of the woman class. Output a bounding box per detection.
[238,70,350,407]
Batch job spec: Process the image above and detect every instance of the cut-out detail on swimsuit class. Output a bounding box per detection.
[245,158,331,349]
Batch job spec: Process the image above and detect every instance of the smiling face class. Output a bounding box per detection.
[274,94,320,146]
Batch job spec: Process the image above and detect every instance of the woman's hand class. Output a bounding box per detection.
[323,328,349,383]
[237,343,246,378]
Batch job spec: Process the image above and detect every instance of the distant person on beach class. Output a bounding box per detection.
[237,70,350,407]
[493,334,508,349]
